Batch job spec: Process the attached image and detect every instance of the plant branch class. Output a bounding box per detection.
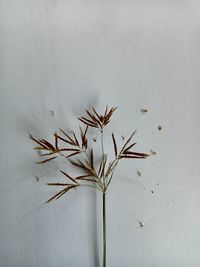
[59,151,103,191]
[100,128,106,191]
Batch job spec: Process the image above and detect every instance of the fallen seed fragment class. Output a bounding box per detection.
[138,221,144,228]
[140,108,148,113]
[49,110,55,117]
[150,150,157,155]
[35,175,40,182]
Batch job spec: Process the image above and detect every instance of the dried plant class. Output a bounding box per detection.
[30,106,149,267]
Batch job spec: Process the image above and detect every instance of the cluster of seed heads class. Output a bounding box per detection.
[30,106,149,203]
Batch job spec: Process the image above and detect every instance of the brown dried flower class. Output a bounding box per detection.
[79,106,117,129]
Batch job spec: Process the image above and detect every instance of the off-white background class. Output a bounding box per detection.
[1,1,200,266]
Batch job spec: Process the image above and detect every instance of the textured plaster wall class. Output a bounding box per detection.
[1,1,200,267]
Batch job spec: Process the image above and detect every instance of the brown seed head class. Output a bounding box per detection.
[78,106,117,129]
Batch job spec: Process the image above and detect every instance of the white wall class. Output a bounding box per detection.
[1,1,200,266]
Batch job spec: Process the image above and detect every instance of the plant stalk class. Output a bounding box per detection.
[101,128,106,267]
[101,128,104,161]
[103,191,106,267]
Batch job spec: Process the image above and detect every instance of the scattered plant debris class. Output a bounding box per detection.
[49,110,55,117]
[140,108,148,113]
[138,221,144,228]
[34,175,40,182]
[150,150,157,155]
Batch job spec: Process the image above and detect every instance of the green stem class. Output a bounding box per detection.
[103,192,106,267]
[101,128,106,267]
[101,128,104,161]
